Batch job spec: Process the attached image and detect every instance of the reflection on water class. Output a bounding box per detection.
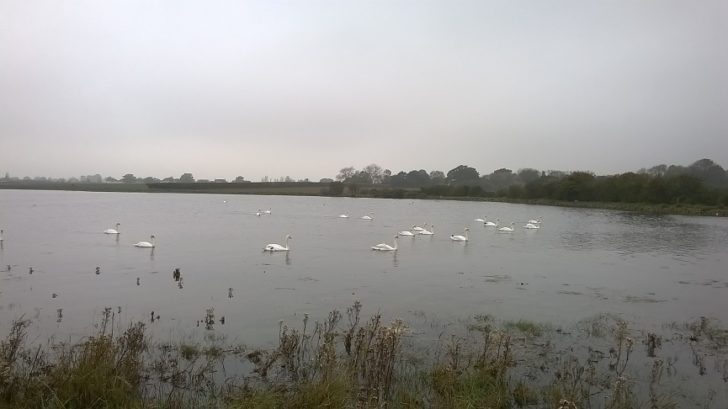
[263,251,292,266]
[0,189,726,347]
[561,212,727,257]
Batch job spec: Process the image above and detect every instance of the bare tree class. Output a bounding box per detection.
[364,164,384,184]
[336,167,356,181]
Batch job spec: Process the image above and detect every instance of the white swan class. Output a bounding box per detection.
[418,225,434,235]
[264,234,291,252]
[474,218,485,223]
[134,235,156,248]
[361,213,374,220]
[256,209,262,217]
[484,218,498,227]
[527,218,542,225]
[398,230,415,236]
[339,214,349,218]
[264,208,272,215]
[372,235,398,251]
[524,223,540,229]
[450,228,469,241]
[412,225,426,232]
[104,223,121,235]
[498,223,515,232]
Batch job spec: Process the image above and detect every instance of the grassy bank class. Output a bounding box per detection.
[1,304,726,408]
[1,182,726,216]
[428,196,728,217]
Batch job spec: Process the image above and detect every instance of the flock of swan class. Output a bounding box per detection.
[87,211,542,254]
[101,223,156,248]
[369,217,542,252]
[475,217,542,230]
[96,208,282,251]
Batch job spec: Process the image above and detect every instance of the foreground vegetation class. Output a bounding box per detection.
[1,304,726,408]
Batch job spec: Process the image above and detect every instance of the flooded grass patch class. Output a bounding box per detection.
[0,304,725,408]
[558,290,583,296]
[482,274,511,283]
[624,295,667,303]
[503,319,546,337]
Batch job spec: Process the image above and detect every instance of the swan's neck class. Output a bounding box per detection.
[284,236,290,248]
[393,237,398,250]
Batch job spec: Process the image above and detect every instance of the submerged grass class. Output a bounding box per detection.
[503,319,545,337]
[0,304,723,408]
[0,310,146,408]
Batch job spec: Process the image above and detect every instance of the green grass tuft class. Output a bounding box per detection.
[504,319,545,337]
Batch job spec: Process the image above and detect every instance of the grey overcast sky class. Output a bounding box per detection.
[1,1,727,181]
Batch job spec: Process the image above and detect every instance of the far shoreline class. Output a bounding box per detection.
[1,182,726,217]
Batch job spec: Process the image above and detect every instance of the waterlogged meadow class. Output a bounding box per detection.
[1,190,727,407]
[1,302,727,408]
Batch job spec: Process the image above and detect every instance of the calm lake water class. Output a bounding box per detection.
[1,189,727,346]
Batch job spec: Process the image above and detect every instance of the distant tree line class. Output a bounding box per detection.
[0,172,251,185]
[331,159,728,206]
[3,159,727,207]
[0,172,324,185]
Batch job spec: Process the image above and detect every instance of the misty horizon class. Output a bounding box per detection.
[2,157,725,184]
[2,1,727,180]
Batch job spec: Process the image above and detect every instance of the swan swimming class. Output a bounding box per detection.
[104,223,121,235]
[134,235,156,248]
[498,223,515,232]
[412,225,426,232]
[450,228,469,241]
[474,218,485,223]
[361,214,374,220]
[264,234,291,252]
[527,218,542,225]
[256,210,262,217]
[264,208,272,215]
[372,235,398,251]
[484,218,498,227]
[339,214,349,218]
[398,230,415,237]
[418,225,434,235]
[524,223,540,229]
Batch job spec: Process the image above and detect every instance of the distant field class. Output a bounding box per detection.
[0,182,151,192]
[147,182,326,195]
[2,182,724,216]
[0,182,327,195]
